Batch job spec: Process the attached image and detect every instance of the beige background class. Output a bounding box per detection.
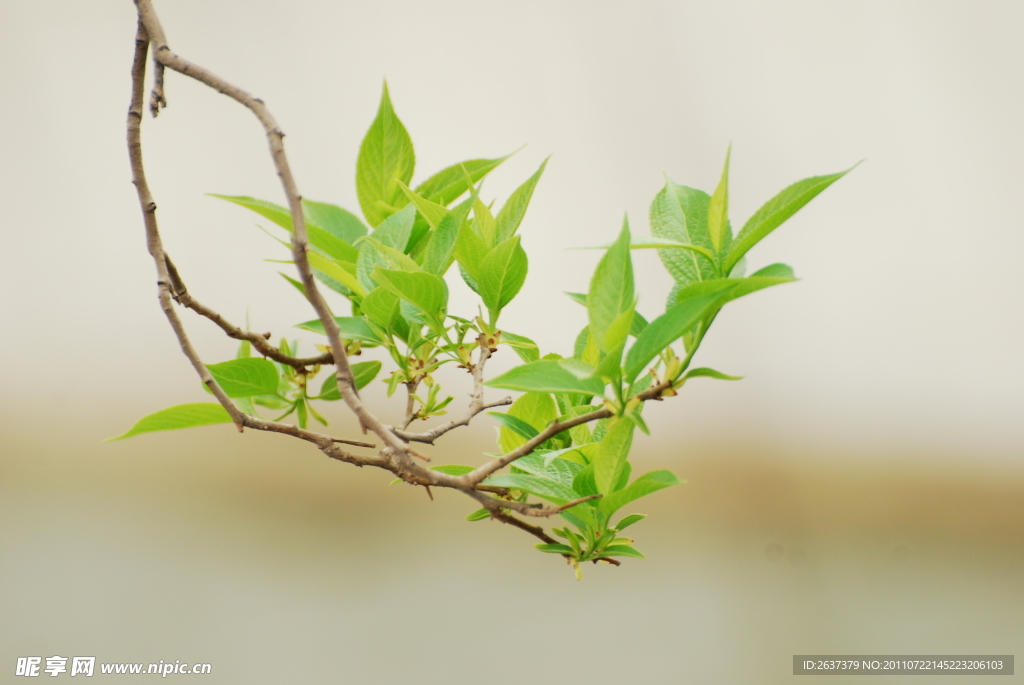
[1,1,1022,683]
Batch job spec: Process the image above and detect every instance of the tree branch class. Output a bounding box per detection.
[133,0,413,465]
[390,342,512,444]
[163,255,333,368]
[128,17,388,475]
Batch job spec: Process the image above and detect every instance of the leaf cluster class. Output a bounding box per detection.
[114,83,852,577]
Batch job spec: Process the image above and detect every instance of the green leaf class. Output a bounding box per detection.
[498,391,557,453]
[415,155,510,206]
[600,545,646,559]
[598,470,681,516]
[356,82,415,227]
[514,453,583,487]
[371,203,416,251]
[623,285,736,383]
[472,198,497,248]
[682,367,743,382]
[318,360,383,399]
[593,417,635,495]
[454,221,490,289]
[306,251,365,297]
[479,235,528,322]
[466,508,491,522]
[483,473,578,503]
[495,157,548,242]
[489,412,540,441]
[360,288,401,331]
[355,205,417,291]
[107,403,233,441]
[206,358,281,398]
[209,194,293,230]
[396,180,448,229]
[431,464,475,476]
[535,543,574,555]
[707,145,732,254]
[614,513,647,531]
[725,165,855,273]
[485,360,606,396]
[371,268,448,322]
[421,196,471,276]
[574,235,718,263]
[301,199,368,245]
[667,274,796,309]
[500,331,540,363]
[649,178,717,284]
[295,316,383,344]
[588,218,634,352]
[750,262,795,279]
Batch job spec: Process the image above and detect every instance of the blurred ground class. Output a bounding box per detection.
[2,405,1021,684]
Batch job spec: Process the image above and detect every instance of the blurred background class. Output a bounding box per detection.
[1,1,1022,682]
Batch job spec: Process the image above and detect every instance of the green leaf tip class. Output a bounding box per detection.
[106,403,233,441]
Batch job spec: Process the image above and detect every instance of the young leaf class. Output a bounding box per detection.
[501,331,540,363]
[485,360,606,396]
[593,416,635,495]
[466,508,491,522]
[472,197,497,248]
[749,262,795,279]
[724,166,855,274]
[535,543,575,555]
[396,180,448,229]
[489,412,540,441]
[306,251,365,297]
[355,205,417,291]
[623,285,735,383]
[106,403,233,441]
[454,221,490,289]
[206,358,281,398]
[478,235,528,322]
[515,453,584,487]
[415,155,511,206]
[356,82,415,227]
[681,367,743,382]
[301,199,368,245]
[600,545,646,559]
[588,219,634,352]
[317,360,383,399]
[495,157,548,242]
[209,194,293,230]
[667,274,796,309]
[649,178,717,284]
[614,513,647,531]
[497,391,557,453]
[574,235,717,263]
[420,196,472,276]
[294,316,383,344]
[372,203,417,251]
[707,145,732,254]
[482,473,578,503]
[360,288,400,330]
[371,268,448,320]
[430,464,476,476]
[598,470,681,516]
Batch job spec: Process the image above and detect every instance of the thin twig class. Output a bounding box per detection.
[128,18,387,475]
[391,344,512,444]
[164,255,333,368]
[466,490,603,518]
[463,379,675,486]
[489,509,559,545]
[149,57,166,116]
[134,0,411,465]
